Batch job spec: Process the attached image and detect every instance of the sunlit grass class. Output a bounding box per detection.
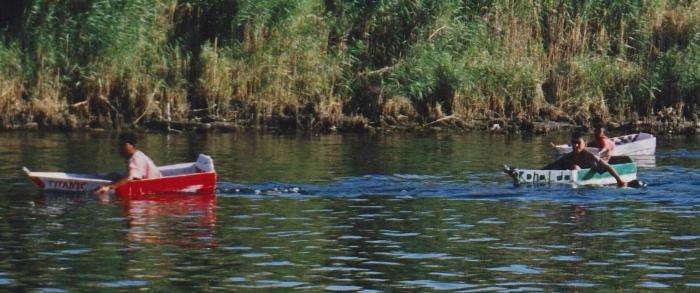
[0,0,697,129]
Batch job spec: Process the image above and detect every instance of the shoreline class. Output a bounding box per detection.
[2,116,698,136]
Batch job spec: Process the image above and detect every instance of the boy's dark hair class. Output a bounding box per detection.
[571,131,584,143]
[594,126,605,135]
[118,132,137,146]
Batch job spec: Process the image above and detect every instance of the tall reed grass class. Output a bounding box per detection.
[0,0,697,130]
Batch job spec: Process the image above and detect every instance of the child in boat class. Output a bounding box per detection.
[96,132,162,194]
[591,126,615,161]
[544,132,627,187]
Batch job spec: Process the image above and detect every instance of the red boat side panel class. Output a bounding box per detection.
[122,192,217,203]
[29,176,45,188]
[115,172,217,197]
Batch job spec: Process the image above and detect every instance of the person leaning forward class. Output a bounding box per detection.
[95,132,162,194]
[591,126,615,162]
[544,132,627,187]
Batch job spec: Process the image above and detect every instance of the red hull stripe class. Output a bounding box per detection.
[115,172,217,197]
[29,177,45,188]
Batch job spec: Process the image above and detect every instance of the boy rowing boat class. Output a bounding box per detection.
[95,133,162,194]
[543,132,627,187]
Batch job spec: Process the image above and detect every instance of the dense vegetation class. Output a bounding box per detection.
[0,0,697,131]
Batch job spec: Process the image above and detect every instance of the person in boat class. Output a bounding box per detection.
[544,132,627,187]
[590,126,615,161]
[96,132,162,194]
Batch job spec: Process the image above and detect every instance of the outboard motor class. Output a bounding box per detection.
[195,154,215,173]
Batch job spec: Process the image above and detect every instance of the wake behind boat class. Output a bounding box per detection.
[24,154,217,196]
[504,156,639,186]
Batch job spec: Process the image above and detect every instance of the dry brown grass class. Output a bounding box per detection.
[0,0,696,131]
[193,3,343,129]
[0,45,25,128]
[27,66,68,127]
[196,43,234,117]
[381,96,417,122]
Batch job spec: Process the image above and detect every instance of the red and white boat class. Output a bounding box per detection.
[23,154,217,196]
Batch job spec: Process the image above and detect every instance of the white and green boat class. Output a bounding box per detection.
[504,156,638,186]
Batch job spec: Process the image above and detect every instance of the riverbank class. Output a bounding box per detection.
[148,114,700,135]
[3,113,698,136]
[1,1,697,137]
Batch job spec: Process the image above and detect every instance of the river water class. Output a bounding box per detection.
[0,131,698,291]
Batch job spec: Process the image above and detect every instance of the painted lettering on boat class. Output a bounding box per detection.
[47,180,87,190]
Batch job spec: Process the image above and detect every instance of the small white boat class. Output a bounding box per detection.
[553,133,656,156]
[504,156,638,186]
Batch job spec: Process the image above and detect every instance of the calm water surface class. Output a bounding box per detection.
[0,131,698,291]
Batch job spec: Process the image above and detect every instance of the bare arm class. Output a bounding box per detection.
[583,150,626,187]
[95,175,131,194]
[96,165,140,194]
[603,144,614,153]
[108,176,131,189]
[601,160,626,187]
[597,139,614,157]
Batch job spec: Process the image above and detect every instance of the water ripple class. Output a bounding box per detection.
[97,280,149,288]
[400,279,478,290]
[488,264,543,275]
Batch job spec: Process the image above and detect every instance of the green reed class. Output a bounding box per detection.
[0,0,696,129]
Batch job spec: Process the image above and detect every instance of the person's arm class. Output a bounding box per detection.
[109,176,131,189]
[600,139,614,154]
[604,163,626,187]
[583,150,625,187]
[95,161,142,194]
[95,175,131,194]
[594,154,626,187]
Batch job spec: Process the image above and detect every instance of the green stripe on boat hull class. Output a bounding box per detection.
[574,162,637,186]
[508,162,637,186]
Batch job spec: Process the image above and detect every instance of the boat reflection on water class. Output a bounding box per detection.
[119,193,217,248]
[630,155,656,168]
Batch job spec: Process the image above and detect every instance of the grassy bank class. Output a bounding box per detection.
[0,0,697,132]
